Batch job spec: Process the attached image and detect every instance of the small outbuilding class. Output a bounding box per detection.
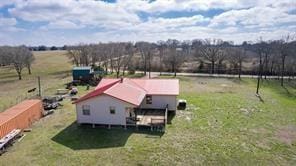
[72,66,94,82]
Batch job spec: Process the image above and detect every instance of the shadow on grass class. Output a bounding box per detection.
[167,111,176,124]
[51,70,71,79]
[0,78,19,84]
[256,94,265,103]
[282,86,296,98]
[262,80,296,98]
[52,122,163,150]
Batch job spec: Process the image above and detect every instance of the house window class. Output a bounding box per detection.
[82,105,90,115]
[146,95,152,104]
[110,106,116,114]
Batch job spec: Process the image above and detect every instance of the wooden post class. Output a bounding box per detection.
[37,76,41,97]
[108,124,111,129]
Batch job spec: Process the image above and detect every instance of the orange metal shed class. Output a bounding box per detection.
[0,99,43,139]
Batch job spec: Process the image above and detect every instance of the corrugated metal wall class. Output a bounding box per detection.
[0,100,43,139]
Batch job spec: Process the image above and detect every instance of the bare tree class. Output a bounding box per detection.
[110,43,126,78]
[12,46,30,80]
[227,46,246,79]
[163,39,185,77]
[122,42,135,76]
[78,44,91,66]
[0,46,12,66]
[67,46,81,66]
[89,44,101,66]
[24,49,34,74]
[277,35,295,86]
[196,38,224,74]
[101,43,110,73]
[157,40,166,76]
[252,39,267,95]
[135,42,152,76]
[0,46,34,79]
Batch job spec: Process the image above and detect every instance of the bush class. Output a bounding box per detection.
[128,69,135,75]
[93,65,104,71]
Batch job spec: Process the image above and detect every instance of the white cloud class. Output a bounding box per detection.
[117,0,296,13]
[118,0,247,13]
[0,0,295,45]
[9,0,141,29]
[40,20,84,30]
[0,17,17,27]
[0,0,19,8]
[209,6,296,28]
[0,16,24,32]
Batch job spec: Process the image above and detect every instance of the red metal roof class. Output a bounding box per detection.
[132,79,179,95]
[74,78,179,105]
[95,79,119,90]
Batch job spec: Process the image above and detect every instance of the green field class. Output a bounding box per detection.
[0,51,296,165]
[0,51,72,112]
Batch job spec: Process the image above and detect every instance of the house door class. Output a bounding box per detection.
[125,107,135,119]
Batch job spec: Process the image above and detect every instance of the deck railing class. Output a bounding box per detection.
[126,117,136,125]
[150,118,165,125]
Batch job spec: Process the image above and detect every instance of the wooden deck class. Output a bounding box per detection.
[136,114,165,126]
[127,108,167,126]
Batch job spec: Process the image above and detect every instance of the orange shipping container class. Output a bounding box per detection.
[0,99,43,139]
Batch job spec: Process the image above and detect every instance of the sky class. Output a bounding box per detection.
[0,0,295,46]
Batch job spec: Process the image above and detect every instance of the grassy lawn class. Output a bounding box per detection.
[105,72,145,78]
[0,51,296,165]
[0,50,72,112]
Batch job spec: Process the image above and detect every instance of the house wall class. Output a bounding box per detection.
[76,95,134,125]
[139,95,177,111]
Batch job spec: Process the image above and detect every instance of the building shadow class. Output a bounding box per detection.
[167,111,176,124]
[51,122,164,150]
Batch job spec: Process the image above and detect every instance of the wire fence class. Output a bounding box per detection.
[0,76,71,112]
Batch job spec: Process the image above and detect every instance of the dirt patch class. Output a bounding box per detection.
[177,104,198,121]
[181,77,240,94]
[239,107,263,115]
[276,125,296,146]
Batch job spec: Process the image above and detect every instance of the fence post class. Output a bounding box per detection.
[38,76,41,97]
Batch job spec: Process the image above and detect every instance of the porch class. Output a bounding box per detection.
[126,105,169,129]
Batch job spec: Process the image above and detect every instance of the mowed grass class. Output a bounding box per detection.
[1,51,296,165]
[1,77,296,165]
[0,50,72,111]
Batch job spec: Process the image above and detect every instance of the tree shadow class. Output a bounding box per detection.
[256,94,265,103]
[282,86,296,98]
[51,122,163,150]
[51,70,71,79]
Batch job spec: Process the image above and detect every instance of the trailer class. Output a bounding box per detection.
[0,129,21,155]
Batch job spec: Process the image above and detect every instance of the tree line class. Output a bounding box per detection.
[0,35,295,93]
[29,45,67,51]
[0,46,34,80]
[66,36,296,83]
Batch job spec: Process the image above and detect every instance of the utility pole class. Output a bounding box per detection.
[37,76,41,97]
[256,52,262,95]
[148,52,151,79]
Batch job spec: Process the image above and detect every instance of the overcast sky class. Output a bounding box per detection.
[0,0,295,46]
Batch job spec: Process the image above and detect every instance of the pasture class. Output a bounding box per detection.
[0,51,296,165]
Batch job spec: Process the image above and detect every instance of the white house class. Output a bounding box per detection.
[73,78,179,128]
